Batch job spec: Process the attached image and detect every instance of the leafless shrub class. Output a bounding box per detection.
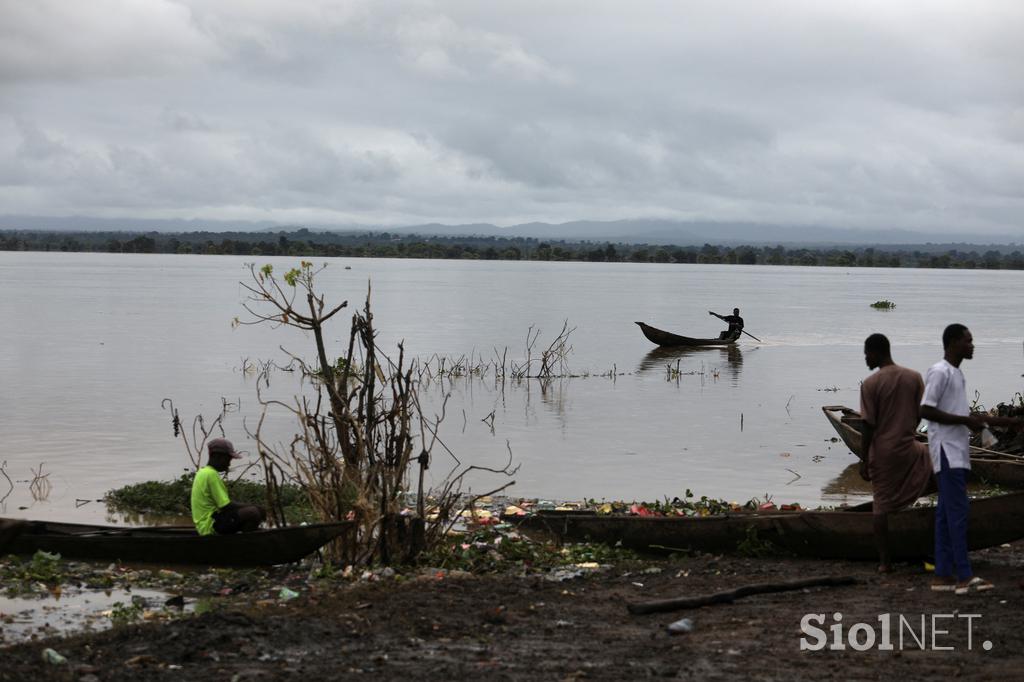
[29,462,52,501]
[237,357,296,387]
[161,397,239,471]
[509,321,576,379]
[239,262,515,565]
[0,461,13,505]
[419,322,579,386]
[480,410,496,434]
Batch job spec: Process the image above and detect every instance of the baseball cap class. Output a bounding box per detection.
[207,438,243,459]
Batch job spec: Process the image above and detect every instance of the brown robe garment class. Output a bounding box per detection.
[860,364,934,515]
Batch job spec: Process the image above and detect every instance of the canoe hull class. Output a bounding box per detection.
[508,492,1024,560]
[765,493,1024,559]
[822,405,1024,488]
[635,321,736,348]
[0,519,26,554]
[3,519,352,567]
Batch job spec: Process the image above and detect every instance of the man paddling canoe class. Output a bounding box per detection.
[708,308,743,341]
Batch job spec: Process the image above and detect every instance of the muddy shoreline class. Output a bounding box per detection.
[4,541,1024,681]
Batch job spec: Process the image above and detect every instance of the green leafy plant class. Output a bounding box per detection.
[25,550,62,582]
[736,526,778,557]
[1,551,65,596]
[109,599,144,626]
[869,300,896,309]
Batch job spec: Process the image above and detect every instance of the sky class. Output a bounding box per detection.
[1,0,1023,236]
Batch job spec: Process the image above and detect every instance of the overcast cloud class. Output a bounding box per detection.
[1,0,1023,234]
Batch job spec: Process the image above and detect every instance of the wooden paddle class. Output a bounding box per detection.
[972,446,1024,460]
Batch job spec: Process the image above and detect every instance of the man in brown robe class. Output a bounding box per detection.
[860,333,934,572]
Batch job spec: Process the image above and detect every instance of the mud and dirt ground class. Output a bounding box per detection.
[4,543,1024,681]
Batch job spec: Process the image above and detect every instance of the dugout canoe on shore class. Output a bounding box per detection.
[822,405,1024,488]
[635,321,737,348]
[1,518,352,566]
[0,519,26,555]
[502,492,1024,560]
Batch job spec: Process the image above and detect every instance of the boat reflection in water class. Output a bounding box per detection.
[637,344,743,384]
[822,456,998,510]
[820,462,873,508]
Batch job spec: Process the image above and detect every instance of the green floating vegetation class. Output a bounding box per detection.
[2,551,65,596]
[109,599,145,627]
[105,474,316,523]
[579,489,801,516]
[417,525,639,573]
[869,300,896,309]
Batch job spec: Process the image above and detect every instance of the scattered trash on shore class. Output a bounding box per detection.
[667,617,694,635]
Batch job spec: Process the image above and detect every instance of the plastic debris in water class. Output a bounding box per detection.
[42,648,67,665]
[667,618,694,635]
[278,587,300,600]
[545,568,584,582]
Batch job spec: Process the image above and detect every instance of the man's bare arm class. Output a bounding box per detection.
[860,422,874,481]
[983,415,1024,430]
[920,404,986,431]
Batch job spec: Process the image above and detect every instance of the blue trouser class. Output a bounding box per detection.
[935,451,971,581]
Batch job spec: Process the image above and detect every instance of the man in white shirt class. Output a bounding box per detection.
[920,324,991,594]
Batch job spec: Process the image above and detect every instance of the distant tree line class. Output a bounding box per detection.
[2,228,1024,270]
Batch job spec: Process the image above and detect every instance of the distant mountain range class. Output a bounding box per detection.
[390,219,1022,247]
[0,214,1020,247]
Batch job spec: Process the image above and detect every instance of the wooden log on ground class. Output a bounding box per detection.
[627,575,859,615]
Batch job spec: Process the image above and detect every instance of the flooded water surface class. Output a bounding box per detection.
[2,252,1023,521]
[0,586,184,647]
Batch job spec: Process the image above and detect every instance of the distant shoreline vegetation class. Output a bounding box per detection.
[2,228,1024,270]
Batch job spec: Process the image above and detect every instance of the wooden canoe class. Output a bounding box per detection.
[822,405,1024,488]
[2,518,352,567]
[503,491,1024,560]
[635,321,737,347]
[0,519,26,555]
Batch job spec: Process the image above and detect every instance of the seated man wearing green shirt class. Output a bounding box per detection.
[191,438,266,535]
